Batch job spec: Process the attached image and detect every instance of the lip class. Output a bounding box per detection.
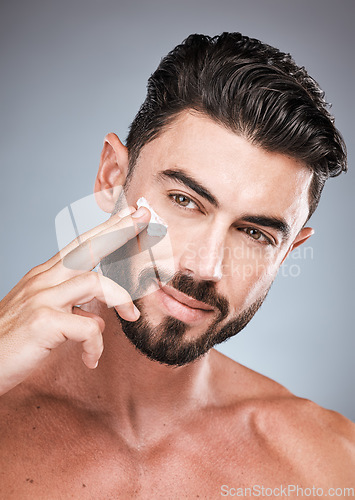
[159,282,214,311]
[155,281,215,324]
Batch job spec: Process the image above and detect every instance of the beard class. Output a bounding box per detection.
[115,268,270,367]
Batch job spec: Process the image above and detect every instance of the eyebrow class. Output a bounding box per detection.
[239,215,291,240]
[157,168,291,240]
[157,169,220,208]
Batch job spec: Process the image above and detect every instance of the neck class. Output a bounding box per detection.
[30,300,217,446]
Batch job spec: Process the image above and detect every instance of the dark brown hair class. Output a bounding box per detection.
[126,32,347,220]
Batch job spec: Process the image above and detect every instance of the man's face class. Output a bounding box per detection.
[104,110,313,366]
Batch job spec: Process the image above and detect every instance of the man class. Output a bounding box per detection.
[0,32,354,498]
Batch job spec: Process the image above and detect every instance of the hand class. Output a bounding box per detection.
[0,206,150,396]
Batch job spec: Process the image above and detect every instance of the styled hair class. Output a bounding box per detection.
[126,32,347,220]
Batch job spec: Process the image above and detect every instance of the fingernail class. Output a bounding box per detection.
[132,207,147,218]
[133,305,140,318]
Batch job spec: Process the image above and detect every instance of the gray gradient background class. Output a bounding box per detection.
[0,0,354,420]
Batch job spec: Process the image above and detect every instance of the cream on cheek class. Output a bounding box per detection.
[136,196,168,236]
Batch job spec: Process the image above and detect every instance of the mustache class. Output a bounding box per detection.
[169,272,229,320]
[136,267,229,321]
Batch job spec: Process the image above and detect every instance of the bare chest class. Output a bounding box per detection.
[0,405,303,499]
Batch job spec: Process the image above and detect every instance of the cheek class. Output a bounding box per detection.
[121,189,177,273]
[244,267,278,303]
[221,250,279,311]
[155,216,198,272]
[222,239,279,280]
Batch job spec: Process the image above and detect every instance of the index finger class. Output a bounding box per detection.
[60,207,150,272]
[40,205,136,274]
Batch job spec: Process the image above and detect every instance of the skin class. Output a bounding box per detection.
[0,110,354,499]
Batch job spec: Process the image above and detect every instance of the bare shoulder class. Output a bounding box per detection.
[211,349,355,484]
[255,395,355,484]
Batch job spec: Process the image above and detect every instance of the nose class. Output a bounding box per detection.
[179,226,225,282]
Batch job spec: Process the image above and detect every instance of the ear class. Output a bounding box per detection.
[94,133,129,213]
[280,227,314,265]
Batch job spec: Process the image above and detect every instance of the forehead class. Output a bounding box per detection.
[135,110,313,231]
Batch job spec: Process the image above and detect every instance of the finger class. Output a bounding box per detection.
[42,206,137,273]
[72,306,106,332]
[43,272,140,321]
[57,207,150,275]
[35,310,104,369]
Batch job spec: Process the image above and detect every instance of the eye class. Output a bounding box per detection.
[245,228,262,240]
[169,193,199,210]
[241,227,272,245]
